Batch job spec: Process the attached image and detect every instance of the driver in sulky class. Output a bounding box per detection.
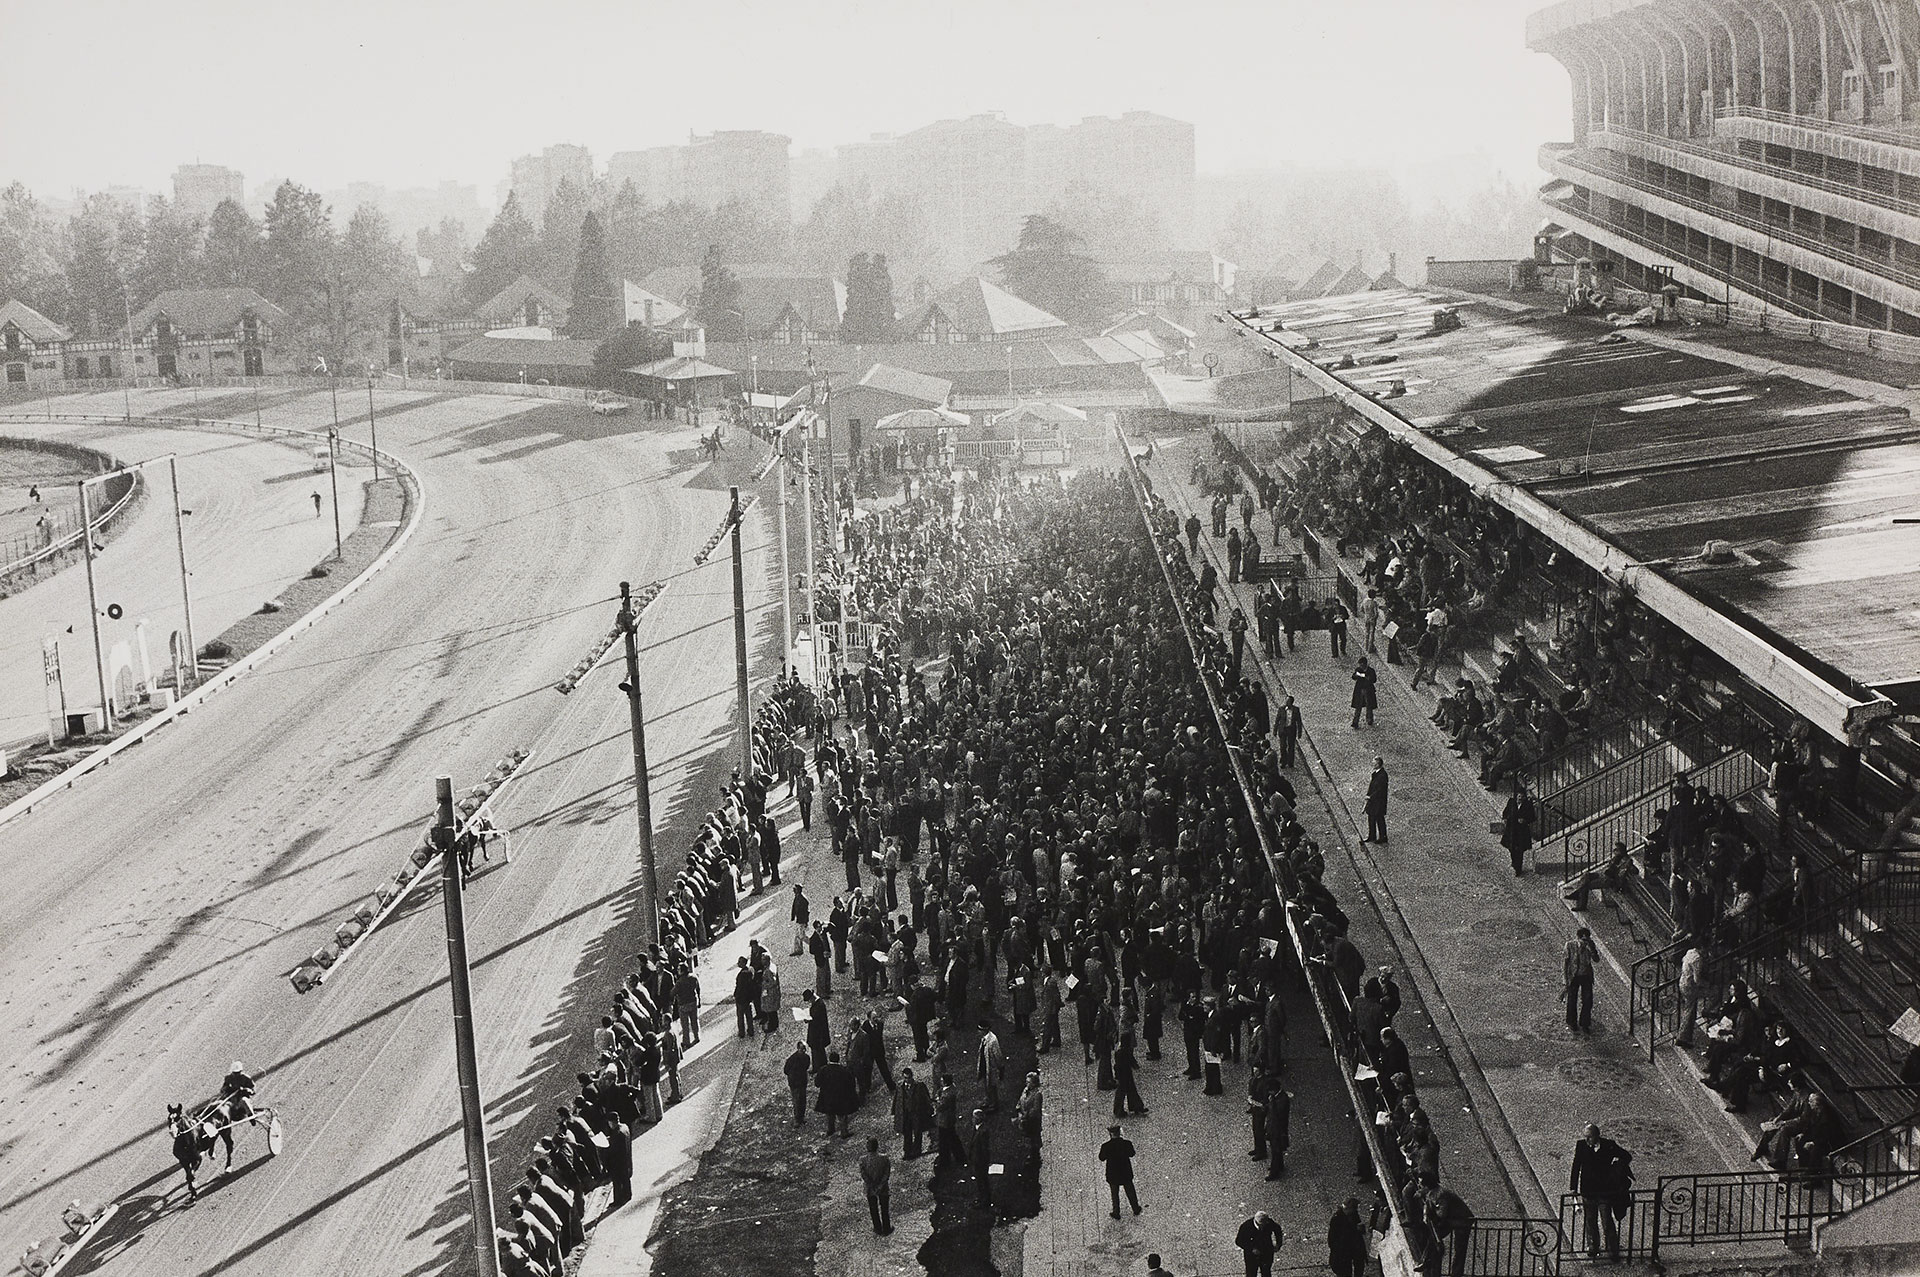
[221,1062,256,1104]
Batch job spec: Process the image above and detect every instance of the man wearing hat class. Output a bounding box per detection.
[1098,1122,1142,1218]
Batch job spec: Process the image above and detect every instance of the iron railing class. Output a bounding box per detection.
[1629,864,1920,1061]
[1716,104,1920,152]
[1460,1218,1564,1277]
[1541,190,1825,320]
[1652,1169,1915,1250]
[1522,711,1667,807]
[1595,124,1920,220]
[1558,1191,1658,1263]
[1553,147,1920,292]
[1830,1105,1920,1181]
[1535,707,1763,840]
[1557,745,1767,880]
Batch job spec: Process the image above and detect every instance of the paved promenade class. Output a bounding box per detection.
[1140,432,1751,1225]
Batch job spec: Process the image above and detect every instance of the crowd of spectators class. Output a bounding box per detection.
[499,687,809,1277]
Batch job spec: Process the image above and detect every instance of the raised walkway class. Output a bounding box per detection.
[1139,435,1753,1223]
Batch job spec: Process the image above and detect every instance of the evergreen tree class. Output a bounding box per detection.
[538,179,590,289]
[134,196,204,300]
[261,181,337,363]
[333,204,412,368]
[569,211,618,336]
[200,198,263,289]
[605,180,650,283]
[842,251,898,343]
[0,182,63,312]
[59,193,144,335]
[464,193,538,310]
[416,217,467,275]
[696,244,743,341]
[591,323,673,385]
[990,214,1112,325]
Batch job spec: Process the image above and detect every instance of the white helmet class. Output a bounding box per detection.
[230,1061,245,1074]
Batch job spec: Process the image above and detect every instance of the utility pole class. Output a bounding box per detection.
[437,775,500,1277]
[77,482,111,730]
[366,375,381,485]
[617,582,659,945]
[729,486,754,779]
[776,428,792,674]
[801,412,820,689]
[168,457,198,686]
[327,429,344,561]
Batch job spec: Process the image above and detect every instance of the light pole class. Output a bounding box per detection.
[365,372,381,485]
[617,581,659,945]
[729,485,754,779]
[435,776,501,1277]
[77,482,110,731]
[120,285,135,423]
[801,412,820,689]
[774,423,792,673]
[326,429,344,561]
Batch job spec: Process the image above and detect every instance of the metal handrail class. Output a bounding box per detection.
[1534,706,1761,840]
[1716,104,1920,153]
[1540,190,1824,319]
[1596,124,1920,220]
[1555,147,1920,292]
[1458,1218,1564,1277]
[1556,745,1767,884]
[1652,1168,1916,1250]
[1120,432,1436,1261]
[1629,864,1919,1065]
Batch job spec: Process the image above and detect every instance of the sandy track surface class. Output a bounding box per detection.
[0,409,368,745]
[0,387,783,1276]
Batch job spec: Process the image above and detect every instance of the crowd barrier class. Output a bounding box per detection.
[498,688,799,1270]
[0,438,144,589]
[1115,429,1422,1277]
[288,749,530,993]
[0,375,593,403]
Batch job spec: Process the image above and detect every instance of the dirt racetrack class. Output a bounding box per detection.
[0,385,784,1276]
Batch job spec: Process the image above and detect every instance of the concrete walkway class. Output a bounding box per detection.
[1140,435,1750,1223]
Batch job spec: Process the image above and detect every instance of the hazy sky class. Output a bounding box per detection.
[5,0,1572,204]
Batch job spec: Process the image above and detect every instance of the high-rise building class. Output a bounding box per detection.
[605,146,682,206]
[824,111,1197,264]
[1530,0,1920,332]
[331,180,485,239]
[506,144,595,226]
[790,147,838,221]
[686,130,791,218]
[606,131,791,221]
[172,164,245,221]
[1026,112,1197,247]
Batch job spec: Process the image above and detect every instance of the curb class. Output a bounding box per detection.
[0,412,424,830]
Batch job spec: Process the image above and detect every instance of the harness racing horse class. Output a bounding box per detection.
[699,426,725,460]
[166,1096,262,1200]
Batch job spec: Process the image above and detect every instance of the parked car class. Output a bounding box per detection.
[589,394,630,416]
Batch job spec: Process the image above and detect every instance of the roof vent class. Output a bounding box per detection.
[1700,539,1736,563]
